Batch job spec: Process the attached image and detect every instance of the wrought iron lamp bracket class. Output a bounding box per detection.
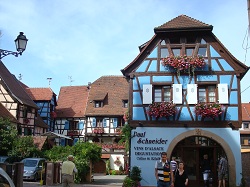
[0,49,22,59]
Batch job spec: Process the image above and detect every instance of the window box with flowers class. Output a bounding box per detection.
[195,103,223,119]
[161,55,206,77]
[147,101,176,120]
[50,111,57,118]
[92,127,104,134]
[24,118,30,124]
[67,130,79,136]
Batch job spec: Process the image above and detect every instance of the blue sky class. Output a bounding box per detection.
[0,0,250,102]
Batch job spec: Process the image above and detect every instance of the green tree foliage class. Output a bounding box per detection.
[44,141,102,183]
[119,124,132,152]
[8,136,43,161]
[0,117,18,155]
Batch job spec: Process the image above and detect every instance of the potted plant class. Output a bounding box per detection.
[122,166,142,187]
[147,101,176,119]
[195,102,223,119]
[161,55,206,76]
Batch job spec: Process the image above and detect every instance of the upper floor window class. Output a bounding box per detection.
[198,85,216,103]
[94,101,103,108]
[154,86,171,102]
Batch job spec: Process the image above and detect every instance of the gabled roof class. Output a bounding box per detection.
[242,103,250,121]
[0,61,38,109]
[121,15,249,79]
[154,14,213,32]
[25,87,56,101]
[56,86,89,118]
[85,76,129,116]
[0,103,19,123]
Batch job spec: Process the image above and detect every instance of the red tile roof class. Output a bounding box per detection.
[56,86,89,118]
[0,61,38,109]
[242,103,250,121]
[154,14,213,32]
[0,103,19,123]
[25,87,56,101]
[85,76,129,116]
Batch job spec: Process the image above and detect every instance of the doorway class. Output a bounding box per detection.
[171,136,226,187]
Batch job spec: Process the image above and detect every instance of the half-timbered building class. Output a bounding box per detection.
[0,61,48,135]
[240,103,250,181]
[121,15,249,187]
[54,85,89,146]
[24,87,57,131]
[84,76,128,173]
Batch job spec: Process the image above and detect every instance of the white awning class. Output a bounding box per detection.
[41,131,72,140]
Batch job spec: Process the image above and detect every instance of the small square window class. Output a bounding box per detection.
[123,100,128,108]
[243,123,249,129]
[94,101,103,108]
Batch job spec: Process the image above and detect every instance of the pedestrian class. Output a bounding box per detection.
[201,154,211,187]
[170,157,177,172]
[173,161,188,187]
[62,155,78,187]
[155,152,174,187]
[218,155,228,187]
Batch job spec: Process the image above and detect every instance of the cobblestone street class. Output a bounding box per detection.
[23,174,125,187]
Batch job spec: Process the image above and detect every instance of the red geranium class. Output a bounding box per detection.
[195,103,223,119]
[161,55,206,76]
[147,101,176,119]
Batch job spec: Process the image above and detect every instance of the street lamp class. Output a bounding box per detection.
[0,32,28,59]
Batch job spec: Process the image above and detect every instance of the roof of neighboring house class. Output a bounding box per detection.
[35,115,49,129]
[85,76,129,116]
[242,103,250,121]
[0,61,38,109]
[56,86,89,118]
[33,136,47,150]
[25,87,56,101]
[0,103,19,123]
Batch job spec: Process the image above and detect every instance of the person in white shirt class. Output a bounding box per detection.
[61,155,78,187]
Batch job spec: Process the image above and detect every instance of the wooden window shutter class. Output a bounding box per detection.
[102,118,107,127]
[143,84,152,104]
[73,138,79,145]
[113,118,118,128]
[187,84,197,104]
[218,84,228,104]
[92,118,96,127]
[64,121,69,130]
[60,139,65,146]
[78,121,84,129]
[173,84,182,104]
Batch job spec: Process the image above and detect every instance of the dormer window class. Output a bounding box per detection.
[123,100,128,108]
[94,101,103,108]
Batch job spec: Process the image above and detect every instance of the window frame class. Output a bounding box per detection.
[94,100,103,108]
[198,85,217,103]
[153,85,172,103]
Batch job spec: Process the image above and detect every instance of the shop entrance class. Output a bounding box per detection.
[171,136,226,187]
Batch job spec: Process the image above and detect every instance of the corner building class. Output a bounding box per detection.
[121,15,249,187]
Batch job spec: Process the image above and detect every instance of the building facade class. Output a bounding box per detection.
[121,15,249,187]
[84,76,128,173]
[0,61,48,135]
